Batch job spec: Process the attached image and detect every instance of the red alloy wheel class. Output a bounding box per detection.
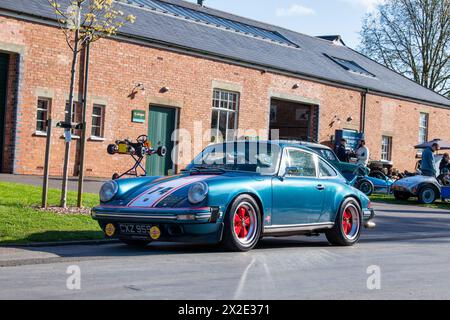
[342,209,353,236]
[234,206,251,239]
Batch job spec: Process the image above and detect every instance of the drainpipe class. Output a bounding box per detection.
[360,89,368,134]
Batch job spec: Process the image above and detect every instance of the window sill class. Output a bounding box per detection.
[89,136,106,142]
[34,131,48,137]
[59,135,80,140]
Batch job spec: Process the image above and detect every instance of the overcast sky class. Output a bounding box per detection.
[185,0,384,49]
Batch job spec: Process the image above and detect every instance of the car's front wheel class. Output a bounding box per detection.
[326,198,362,246]
[222,195,262,252]
[418,185,438,204]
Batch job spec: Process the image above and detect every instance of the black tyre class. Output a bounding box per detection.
[120,239,151,247]
[157,146,167,157]
[418,185,438,204]
[326,198,362,246]
[356,179,374,196]
[107,144,117,155]
[393,191,410,201]
[222,195,262,252]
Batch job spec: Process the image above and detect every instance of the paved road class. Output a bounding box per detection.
[0,174,105,194]
[0,203,449,300]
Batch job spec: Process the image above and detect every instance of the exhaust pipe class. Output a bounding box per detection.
[364,220,376,229]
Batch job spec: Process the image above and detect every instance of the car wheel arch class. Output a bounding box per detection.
[330,195,362,223]
[417,183,441,197]
[225,192,265,220]
[342,195,362,212]
[418,183,440,197]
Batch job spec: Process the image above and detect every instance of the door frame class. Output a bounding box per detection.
[271,146,325,225]
[268,96,320,143]
[147,104,180,175]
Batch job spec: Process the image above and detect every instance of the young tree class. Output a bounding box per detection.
[48,0,135,208]
[359,0,450,97]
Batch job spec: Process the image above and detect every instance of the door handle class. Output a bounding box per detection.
[316,184,325,191]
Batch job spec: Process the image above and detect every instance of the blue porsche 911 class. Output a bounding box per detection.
[92,141,375,251]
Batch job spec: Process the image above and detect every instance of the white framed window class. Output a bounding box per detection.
[419,113,429,144]
[36,98,51,133]
[211,89,239,143]
[91,104,105,138]
[381,136,393,161]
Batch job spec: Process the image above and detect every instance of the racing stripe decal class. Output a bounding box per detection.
[127,175,213,208]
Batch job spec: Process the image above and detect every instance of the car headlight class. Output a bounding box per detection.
[100,180,118,203]
[188,182,208,204]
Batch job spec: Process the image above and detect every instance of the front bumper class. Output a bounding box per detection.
[91,206,224,244]
[363,208,376,229]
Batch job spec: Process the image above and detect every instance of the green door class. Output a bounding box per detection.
[0,53,9,172]
[146,106,176,176]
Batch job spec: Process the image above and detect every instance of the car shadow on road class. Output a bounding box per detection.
[5,213,450,262]
[379,209,450,214]
[7,232,332,261]
[360,214,450,243]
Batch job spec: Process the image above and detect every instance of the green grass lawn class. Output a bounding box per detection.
[370,193,450,210]
[0,182,104,244]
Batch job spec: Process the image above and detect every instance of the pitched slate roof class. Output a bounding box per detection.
[0,0,448,107]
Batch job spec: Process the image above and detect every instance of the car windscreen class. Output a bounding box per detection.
[314,148,338,162]
[187,142,281,175]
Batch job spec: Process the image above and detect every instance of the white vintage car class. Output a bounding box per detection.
[391,175,442,204]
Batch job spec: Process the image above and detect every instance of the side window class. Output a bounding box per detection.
[287,149,317,177]
[319,160,337,177]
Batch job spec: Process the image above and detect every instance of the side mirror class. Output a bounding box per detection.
[284,166,299,177]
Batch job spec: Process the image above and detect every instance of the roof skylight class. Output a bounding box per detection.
[127,0,298,47]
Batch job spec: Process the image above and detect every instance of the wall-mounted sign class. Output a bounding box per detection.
[132,110,146,123]
[335,129,364,151]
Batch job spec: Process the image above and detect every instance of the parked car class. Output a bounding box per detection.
[92,141,376,251]
[298,142,363,180]
[391,175,442,204]
[300,142,392,196]
[353,168,395,196]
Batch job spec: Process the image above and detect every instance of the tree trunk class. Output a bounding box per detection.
[60,28,80,208]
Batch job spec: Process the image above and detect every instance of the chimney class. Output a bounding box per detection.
[197,0,204,6]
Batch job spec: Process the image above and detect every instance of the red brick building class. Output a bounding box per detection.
[0,0,449,178]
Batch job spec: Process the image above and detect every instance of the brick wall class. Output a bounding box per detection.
[0,15,449,177]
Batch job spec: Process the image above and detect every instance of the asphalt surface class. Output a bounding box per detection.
[0,174,105,194]
[0,202,449,300]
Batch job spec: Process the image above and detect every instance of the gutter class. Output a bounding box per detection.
[0,8,449,110]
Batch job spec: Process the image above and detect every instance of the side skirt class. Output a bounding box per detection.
[263,222,334,237]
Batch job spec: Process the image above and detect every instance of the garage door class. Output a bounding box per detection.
[269,99,318,142]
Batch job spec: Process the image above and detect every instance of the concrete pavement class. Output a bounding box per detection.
[0,174,105,194]
[0,202,449,299]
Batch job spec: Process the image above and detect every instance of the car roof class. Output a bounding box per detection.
[207,140,329,152]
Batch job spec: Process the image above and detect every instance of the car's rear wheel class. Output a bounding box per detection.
[357,179,374,196]
[222,195,261,252]
[326,198,362,246]
[418,185,437,204]
[120,239,151,247]
[394,191,410,201]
